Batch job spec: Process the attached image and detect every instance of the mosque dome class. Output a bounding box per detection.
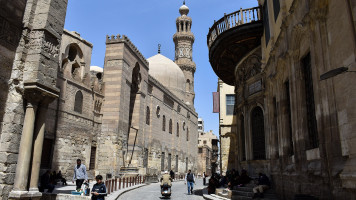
[147,54,186,100]
[179,4,189,16]
[90,66,103,73]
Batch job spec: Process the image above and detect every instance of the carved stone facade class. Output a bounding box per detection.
[0,1,198,200]
[209,0,356,199]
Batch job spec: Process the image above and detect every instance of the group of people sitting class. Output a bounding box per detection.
[207,169,271,199]
[39,170,67,193]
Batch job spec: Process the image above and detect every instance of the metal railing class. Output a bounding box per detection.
[207,7,261,48]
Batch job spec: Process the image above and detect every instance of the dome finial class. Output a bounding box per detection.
[183,0,185,5]
[158,44,161,54]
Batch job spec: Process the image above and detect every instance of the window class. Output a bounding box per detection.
[273,0,280,21]
[226,95,235,115]
[240,116,246,161]
[199,148,203,153]
[186,79,190,91]
[203,140,207,145]
[177,122,179,137]
[285,81,294,155]
[168,153,172,171]
[146,106,150,125]
[186,127,189,141]
[89,146,96,170]
[162,115,166,131]
[263,1,270,45]
[143,148,148,168]
[185,157,188,172]
[161,152,165,171]
[175,155,179,172]
[74,91,83,113]
[251,107,266,160]
[169,119,172,134]
[302,53,319,149]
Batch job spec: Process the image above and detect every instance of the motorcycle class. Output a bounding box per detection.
[161,183,172,198]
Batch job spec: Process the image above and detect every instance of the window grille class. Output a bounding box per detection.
[89,147,96,170]
[161,152,165,171]
[168,153,171,171]
[169,119,172,134]
[177,122,179,137]
[175,155,179,172]
[226,95,235,115]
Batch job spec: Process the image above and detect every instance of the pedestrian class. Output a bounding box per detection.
[72,159,88,191]
[184,169,195,195]
[57,170,67,185]
[203,172,206,185]
[170,170,175,180]
[252,172,271,199]
[39,170,55,193]
[91,175,107,200]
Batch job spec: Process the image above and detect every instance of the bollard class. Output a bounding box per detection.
[107,180,111,194]
[115,178,117,191]
[111,179,114,192]
[139,176,141,184]
[126,177,129,188]
[119,178,121,190]
[130,177,132,186]
[143,176,145,183]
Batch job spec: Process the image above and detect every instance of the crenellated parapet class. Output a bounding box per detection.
[106,34,149,66]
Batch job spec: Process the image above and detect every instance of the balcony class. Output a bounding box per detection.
[207,7,263,85]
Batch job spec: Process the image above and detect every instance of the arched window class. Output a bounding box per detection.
[176,122,179,137]
[169,119,172,134]
[146,106,150,125]
[186,127,189,141]
[251,107,266,160]
[162,115,166,131]
[74,91,83,114]
[186,79,190,92]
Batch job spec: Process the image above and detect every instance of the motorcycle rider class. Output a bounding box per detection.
[160,171,172,188]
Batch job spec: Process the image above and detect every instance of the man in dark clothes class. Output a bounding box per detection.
[237,169,252,186]
[170,170,175,180]
[40,170,55,193]
[91,175,107,200]
[252,173,271,199]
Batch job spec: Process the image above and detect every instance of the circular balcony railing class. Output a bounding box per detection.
[207,7,261,48]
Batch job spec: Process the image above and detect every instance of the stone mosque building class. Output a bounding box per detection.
[0,1,198,199]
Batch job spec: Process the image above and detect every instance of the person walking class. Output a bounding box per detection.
[203,172,206,185]
[185,170,195,195]
[170,170,175,180]
[72,159,88,191]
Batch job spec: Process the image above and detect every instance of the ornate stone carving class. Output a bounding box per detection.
[26,30,60,58]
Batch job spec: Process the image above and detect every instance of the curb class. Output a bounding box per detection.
[113,184,147,200]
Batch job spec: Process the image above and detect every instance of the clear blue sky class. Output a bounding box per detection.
[64,0,258,137]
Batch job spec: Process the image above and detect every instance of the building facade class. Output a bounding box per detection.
[217,79,237,173]
[197,130,218,176]
[208,0,356,199]
[0,1,198,199]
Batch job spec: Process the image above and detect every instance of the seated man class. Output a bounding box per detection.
[252,173,271,199]
[39,170,55,193]
[160,171,172,188]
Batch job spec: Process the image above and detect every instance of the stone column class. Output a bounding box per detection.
[11,100,38,193]
[29,100,50,193]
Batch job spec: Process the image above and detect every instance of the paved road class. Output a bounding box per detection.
[118,179,205,200]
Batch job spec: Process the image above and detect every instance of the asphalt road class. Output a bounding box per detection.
[118,178,205,200]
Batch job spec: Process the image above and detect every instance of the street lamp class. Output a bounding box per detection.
[320,66,355,80]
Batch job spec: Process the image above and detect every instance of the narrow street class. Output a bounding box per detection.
[118,179,205,200]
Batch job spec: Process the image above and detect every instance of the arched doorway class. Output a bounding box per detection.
[251,106,265,160]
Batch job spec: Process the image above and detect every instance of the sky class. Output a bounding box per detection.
[64,0,258,137]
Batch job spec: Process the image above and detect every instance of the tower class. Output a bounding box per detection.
[174,1,196,106]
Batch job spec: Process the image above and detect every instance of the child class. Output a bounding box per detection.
[91,175,107,200]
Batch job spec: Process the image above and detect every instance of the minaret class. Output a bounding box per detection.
[174,1,196,106]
